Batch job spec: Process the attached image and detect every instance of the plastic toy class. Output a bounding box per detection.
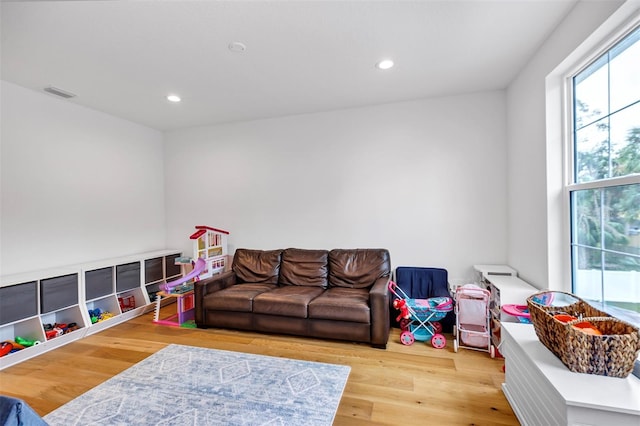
[14,336,41,347]
[88,309,114,323]
[89,308,102,323]
[532,292,555,306]
[572,321,602,335]
[65,322,79,333]
[118,295,136,312]
[43,322,75,339]
[6,340,25,350]
[98,311,115,321]
[553,314,577,323]
[453,284,495,357]
[160,257,206,292]
[190,226,229,280]
[153,288,196,327]
[389,281,452,349]
[0,342,13,357]
[553,314,602,335]
[501,304,531,324]
[45,328,63,340]
[151,226,228,328]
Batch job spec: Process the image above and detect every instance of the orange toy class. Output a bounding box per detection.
[572,321,602,336]
[553,314,602,335]
[554,314,577,323]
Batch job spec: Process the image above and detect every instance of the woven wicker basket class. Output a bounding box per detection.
[527,291,640,378]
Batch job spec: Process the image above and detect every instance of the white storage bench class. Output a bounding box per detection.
[501,322,640,426]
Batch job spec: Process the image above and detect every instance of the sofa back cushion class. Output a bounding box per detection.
[279,248,329,288]
[233,249,282,284]
[329,249,391,289]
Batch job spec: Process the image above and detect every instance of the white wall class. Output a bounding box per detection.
[506,0,625,289]
[165,91,508,284]
[0,81,167,276]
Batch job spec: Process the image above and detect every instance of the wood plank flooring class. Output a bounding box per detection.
[0,309,519,425]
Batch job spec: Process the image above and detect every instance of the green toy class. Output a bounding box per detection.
[14,336,41,347]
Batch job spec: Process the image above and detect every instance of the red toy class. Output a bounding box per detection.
[393,298,410,322]
[0,341,13,357]
[45,328,63,340]
[118,295,136,312]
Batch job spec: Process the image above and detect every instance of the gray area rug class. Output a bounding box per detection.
[43,344,350,425]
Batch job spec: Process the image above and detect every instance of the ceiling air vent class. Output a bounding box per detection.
[43,86,76,99]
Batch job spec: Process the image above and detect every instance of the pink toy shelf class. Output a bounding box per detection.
[152,258,206,327]
[152,289,195,327]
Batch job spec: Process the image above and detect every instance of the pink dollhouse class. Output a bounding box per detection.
[152,226,229,327]
[189,225,229,279]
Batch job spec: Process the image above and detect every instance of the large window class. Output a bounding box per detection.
[569,24,640,320]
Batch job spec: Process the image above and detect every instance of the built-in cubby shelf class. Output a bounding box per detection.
[144,253,182,302]
[0,249,181,370]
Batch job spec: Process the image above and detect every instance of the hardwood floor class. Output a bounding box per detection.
[0,309,519,425]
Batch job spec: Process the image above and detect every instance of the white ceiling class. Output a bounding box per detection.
[1,0,579,131]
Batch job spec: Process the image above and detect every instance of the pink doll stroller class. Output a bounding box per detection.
[453,284,495,357]
[389,281,453,349]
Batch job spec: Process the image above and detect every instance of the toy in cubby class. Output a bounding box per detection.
[0,341,13,357]
[0,340,29,357]
[0,336,40,357]
[0,322,71,355]
[42,322,80,340]
[118,295,136,312]
[88,308,115,324]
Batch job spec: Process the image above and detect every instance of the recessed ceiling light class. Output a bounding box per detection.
[376,59,394,70]
[228,42,247,53]
[167,94,181,103]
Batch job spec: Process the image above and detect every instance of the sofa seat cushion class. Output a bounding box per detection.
[233,249,283,284]
[329,249,391,289]
[279,248,329,287]
[203,283,277,312]
[253,286,325,318]
[308,287,370,323]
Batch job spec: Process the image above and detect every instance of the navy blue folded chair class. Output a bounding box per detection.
[0,396,48,426]
[391,266,456,332]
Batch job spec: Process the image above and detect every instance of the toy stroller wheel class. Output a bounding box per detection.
[431,333,446,349]
[400,331,415,346]
[490,345,496,358]
[453,339,458,353]
[432,321,443,334]
[399,318,411,331]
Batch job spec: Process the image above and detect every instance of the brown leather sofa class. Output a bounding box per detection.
[194,248,391,348]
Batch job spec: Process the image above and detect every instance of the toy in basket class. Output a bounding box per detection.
[388,281,453,349]
[527,290,640,378]
[453,284,495,357]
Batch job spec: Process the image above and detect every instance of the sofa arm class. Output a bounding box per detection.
[369,275,391,348]
[194,271,237,326]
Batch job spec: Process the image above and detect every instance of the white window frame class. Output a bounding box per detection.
[562,14,640,321]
